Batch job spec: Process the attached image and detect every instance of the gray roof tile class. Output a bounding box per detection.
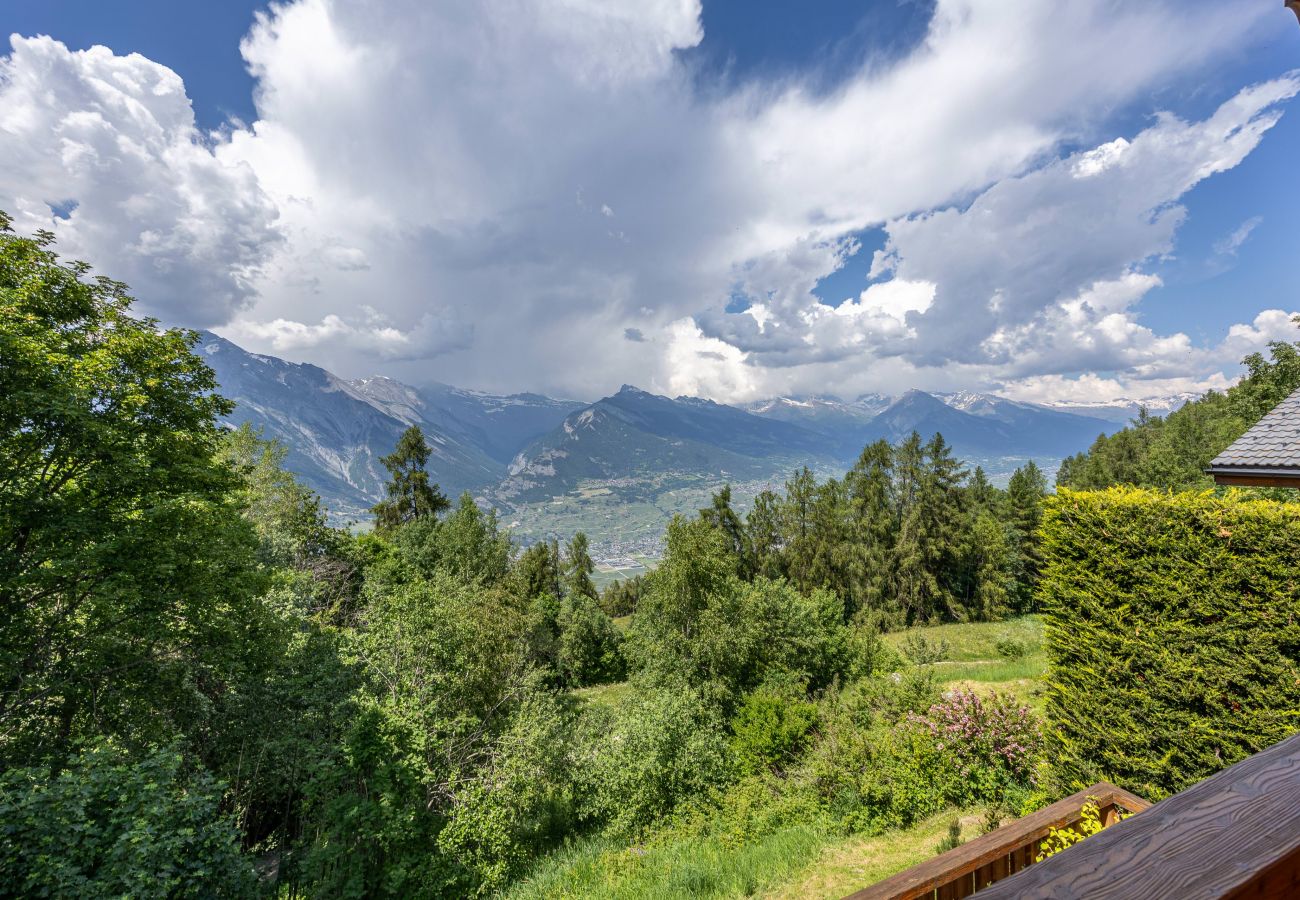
[1208,386,1300,471]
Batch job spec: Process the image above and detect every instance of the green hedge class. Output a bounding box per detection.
[1040,488,1300,799]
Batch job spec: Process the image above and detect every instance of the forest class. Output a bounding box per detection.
[4,217,1300,898]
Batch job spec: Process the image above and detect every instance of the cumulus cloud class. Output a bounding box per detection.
[1,0,1295,404]
[0,35,280,325]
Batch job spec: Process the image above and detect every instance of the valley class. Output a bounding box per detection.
[200,331,1142,568]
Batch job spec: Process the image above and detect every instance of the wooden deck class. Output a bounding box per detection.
[844,782,1150,900]
[972,731,1300,899]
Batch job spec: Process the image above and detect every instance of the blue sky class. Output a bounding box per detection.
[2,1,1299,403]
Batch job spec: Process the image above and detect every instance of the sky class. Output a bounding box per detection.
[2,0,1299,405]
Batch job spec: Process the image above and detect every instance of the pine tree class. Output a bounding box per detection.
[892,433,967,623]
[1006,460,1047,610]
[806,477,851,613]
[564,532,598,602]
[700,485,753,578]
[966,466,999,514]
[780,467,819,593]
[371,425,450,531]
[844,439,896,617]
[746,489,784,580]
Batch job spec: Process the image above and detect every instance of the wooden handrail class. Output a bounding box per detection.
[973,731,1300,899]
[843,782,1151,900]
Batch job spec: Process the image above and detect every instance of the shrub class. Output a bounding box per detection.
[0,745,256,898]
[1040,488,1300,799]
[557,593,626,687]
[994,636,1027,660]
[905,690,1042,808]
[729,683,819,776]
[578,683,732,837]
[901,634,949,665]
[438,691,578,893]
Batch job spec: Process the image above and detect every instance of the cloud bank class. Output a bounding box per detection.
[1,0,1296,404]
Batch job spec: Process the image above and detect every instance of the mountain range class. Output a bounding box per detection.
[199,332,1143,521]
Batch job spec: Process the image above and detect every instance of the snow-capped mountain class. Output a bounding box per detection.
[1032,393,1201,424]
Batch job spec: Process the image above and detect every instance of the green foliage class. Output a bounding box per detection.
[600,573,645,617]
[438,690,577,893]
[629,517,858,705]
[558,591,626,687]
[298,704,465,898]
[1034,799,1115,862]
[391,492,511,586]
[934,819,964,854]
[0,218,274,770]
[901,634,950,665]
[736,433,1042,627]
[372,424,451,531]
[729,683,819,776]
[995,637,1028,660]
[0,745,255,898]
[699,484,753,578]
[578,683,732,837]
[1040,488,1300,799]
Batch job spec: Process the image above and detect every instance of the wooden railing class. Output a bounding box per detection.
[843,782,1151,900]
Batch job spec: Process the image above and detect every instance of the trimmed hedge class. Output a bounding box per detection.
[1040,488,1300,799]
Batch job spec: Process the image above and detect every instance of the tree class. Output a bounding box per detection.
[394,492,510,586]
[1006,461,1047,610]
[0,216,270,768]
[371,425,450,531]
[746,489,785,580]
[892,433,967,623]
[1056,319,1300,494]
[564,532,598,602]
[844,440,897,617]
[700,485,753,577]
[781,467,819,592]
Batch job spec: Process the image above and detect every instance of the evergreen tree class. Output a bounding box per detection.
[700,485,753,577]
[805,477,851,613]
[746,489,784,580]
[844,440,896,618]
[371,425,450,531]
[516,539,563,602]
[781,467,819,592]
[892,433,966,623]
[965,466,999,514]
[564,532,598,602]
[1006,461,1047,610]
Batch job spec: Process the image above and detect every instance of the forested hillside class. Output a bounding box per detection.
[1057,321,1300,492]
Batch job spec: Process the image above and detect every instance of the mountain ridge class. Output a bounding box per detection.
[199,333,1151,521]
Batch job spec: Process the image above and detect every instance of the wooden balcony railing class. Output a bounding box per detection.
[843,782,1151,900]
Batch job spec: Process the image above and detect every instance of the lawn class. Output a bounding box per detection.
[884,615,1047,712]
[502,809,988,900]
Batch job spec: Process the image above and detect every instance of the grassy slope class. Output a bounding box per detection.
[505,616,1045,899]
[884,616,1047,713]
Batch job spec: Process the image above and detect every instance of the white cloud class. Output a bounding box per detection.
[861,74,1300,374]
[223,305,472,360]
[0,0,1295,406]
[0,35,280,325]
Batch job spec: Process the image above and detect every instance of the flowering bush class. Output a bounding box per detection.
[906,690,1042,807]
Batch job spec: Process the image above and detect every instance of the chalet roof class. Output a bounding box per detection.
[1206,385,1300,485]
